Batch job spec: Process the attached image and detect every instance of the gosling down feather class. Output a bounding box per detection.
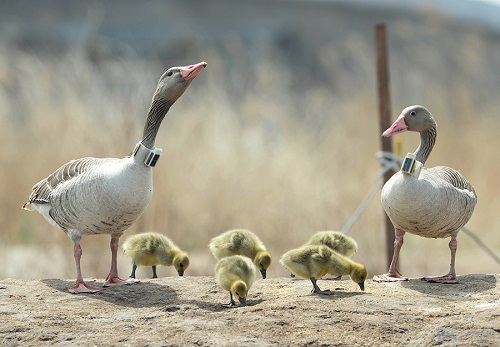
[209,229,271,279]
[215,255,256,308]
[280,245,367,295]
[289,231,359,279]
[122,232,189,278]
[374,105,477,284]
[306,231,358,257]
[22,62,206,293]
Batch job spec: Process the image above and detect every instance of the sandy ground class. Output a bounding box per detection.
[0,274,498,346]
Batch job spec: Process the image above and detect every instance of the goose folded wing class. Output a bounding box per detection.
[25,157,106,205]
[432,166,476,194]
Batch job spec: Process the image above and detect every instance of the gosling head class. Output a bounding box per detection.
[173,253,190,276]
[254,251,272,279]
[231,280,249,306]
[349,263,368,291]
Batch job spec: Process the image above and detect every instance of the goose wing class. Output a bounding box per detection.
[431,166,476,195]
[24,157,106,207]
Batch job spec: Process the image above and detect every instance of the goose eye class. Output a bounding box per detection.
[410,111,416,116]
[166,70,173,77]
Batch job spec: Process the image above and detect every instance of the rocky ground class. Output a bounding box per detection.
[0,274,498,346]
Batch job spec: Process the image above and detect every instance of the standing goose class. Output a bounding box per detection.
[22,62,207,293]
[374,105,477,284]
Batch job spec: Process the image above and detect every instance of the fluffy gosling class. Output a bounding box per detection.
[215,255,256,308]
[306,231,358,257]
[122,232,189,278]
[209,229,271,279]
[280,245,367,295]
[290,231,359,278]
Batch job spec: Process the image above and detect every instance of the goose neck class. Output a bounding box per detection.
[414,125,436,164]
[141,98,172,149]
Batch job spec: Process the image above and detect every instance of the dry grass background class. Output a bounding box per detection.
[0,7,499,281]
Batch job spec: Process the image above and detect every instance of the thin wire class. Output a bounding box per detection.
[461,227,500,265]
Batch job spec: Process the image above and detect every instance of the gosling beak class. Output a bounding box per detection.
[239,297,247,306]
[260,269,267,279]
[177,269,184,276]
[358,282,365,291]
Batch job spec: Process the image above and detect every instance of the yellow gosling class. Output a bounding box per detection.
[209,229,271,279]
[215,255,256,308]
[122,232,189,278]
[280,245,367,295]
[305,231,358,257]
[290,230,360,279]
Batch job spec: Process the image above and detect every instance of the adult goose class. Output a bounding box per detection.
[374,105,477,284]
[22,62,207,293]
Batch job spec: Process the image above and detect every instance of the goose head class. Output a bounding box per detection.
[349,263,368,291]
[153,62,207,104]
[173,252,190,276]
[382,105,435,137]
[231,280,249,306]
[255,251,272,279]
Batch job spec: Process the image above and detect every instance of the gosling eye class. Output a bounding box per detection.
[166,70,173,77]
[179,263,184,268]
[259,263,264,268]
[410,110,416,116]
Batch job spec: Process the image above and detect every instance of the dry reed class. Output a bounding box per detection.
[0,27,498,280]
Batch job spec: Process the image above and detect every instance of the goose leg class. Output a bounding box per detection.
[68,243,103,294]
[422,235,459,284]
[310,277,333,295]
[104,235,140,286]
[373,230,408,282]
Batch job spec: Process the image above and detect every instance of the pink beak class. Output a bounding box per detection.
[178,62,207,81]
[382,114,408,137]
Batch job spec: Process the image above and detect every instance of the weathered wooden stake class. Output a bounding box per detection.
[375,23,395,269]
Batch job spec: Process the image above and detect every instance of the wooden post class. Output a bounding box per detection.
[375,23,395,269]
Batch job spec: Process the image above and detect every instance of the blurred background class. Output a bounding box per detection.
[0,0,498,280]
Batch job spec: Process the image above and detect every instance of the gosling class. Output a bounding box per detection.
[215,255,256,308]
[122,232,190,278]
[292,231,358,279]
[280,245,367,295]
[209,229,271,279]
[306,231,358,257]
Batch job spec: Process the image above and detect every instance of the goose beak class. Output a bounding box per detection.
[177,269,184,276]
[260,269,267,279]
[179,62,207,81]
[382,114,407,137]
[239,297,247,306]
[358,282,365,291]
